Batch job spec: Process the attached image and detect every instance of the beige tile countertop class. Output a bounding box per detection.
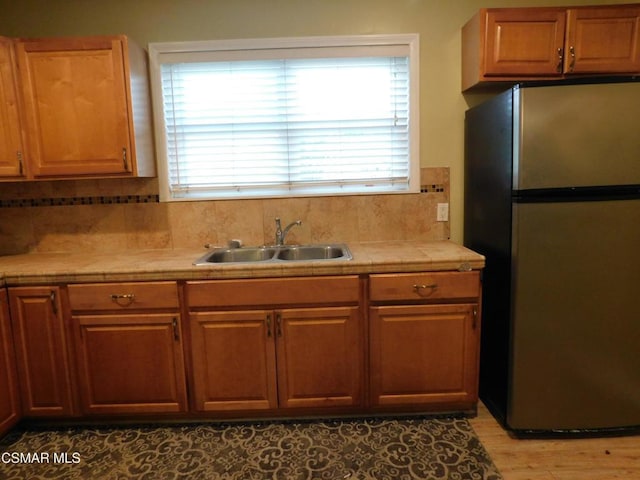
[0,241,484,286]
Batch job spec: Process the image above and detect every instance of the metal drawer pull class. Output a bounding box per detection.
[413,284,437,294]
[110,293,135,306]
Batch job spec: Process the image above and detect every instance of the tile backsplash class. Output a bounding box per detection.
[0,168,449,255]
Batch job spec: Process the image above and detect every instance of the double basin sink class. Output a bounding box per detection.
[194,244,352,265]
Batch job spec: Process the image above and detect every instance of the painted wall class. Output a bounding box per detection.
[0,0,637,247]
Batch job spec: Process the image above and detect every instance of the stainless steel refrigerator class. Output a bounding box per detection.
[464,80,640,433]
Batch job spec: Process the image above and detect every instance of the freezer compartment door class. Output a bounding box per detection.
[508,199,640,431]
[515,82,640,190]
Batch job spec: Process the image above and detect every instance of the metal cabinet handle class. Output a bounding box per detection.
[17,151,24,176]
[413,284,437,294]
[172,317,180,341]
[122,147,129,171]
[569,46,576,72]
[556,47,563,72]
[266,313,272,337]
[276,312,282,337]
[110,293,135,306]
[50,290,58,315]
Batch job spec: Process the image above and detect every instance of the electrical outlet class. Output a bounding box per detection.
[437,203,449,222]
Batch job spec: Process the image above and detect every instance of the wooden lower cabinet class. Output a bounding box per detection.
[73,313,187,415]
[0,289,21,434]
[368,271,482,411]
[186,277,363,414]
[369,304,480,408]
[277,307,362,409]
[0,271,482,430]
[190,306,362,412]
[190,310,278,411]
[9,286,75,417]
[68,282,187,415]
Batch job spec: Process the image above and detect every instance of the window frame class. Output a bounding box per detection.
[148,34,420,202]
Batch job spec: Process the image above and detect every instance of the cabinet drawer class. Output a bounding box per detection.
[187,276,360,308]
[68,281,179,311]
[369,272,480,302]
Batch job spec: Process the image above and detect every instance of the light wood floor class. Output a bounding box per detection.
[469,402,640,480]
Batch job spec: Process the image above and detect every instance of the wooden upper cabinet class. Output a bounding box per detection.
[462,4,640,91]
[14,35,155,178]
[566,6,640,74]
[0,37,26,179]
[482,8,566,78]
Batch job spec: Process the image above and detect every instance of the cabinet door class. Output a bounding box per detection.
[0,289,21,435]
[370,304,479,408]
[15,36,133,177]
[565,6,640,73]
[74,313,187,415]
[277,307,362,409]
[189,310,277,412]
[483,8,566,77]
[0,37,25,179]
[9,287,75,417]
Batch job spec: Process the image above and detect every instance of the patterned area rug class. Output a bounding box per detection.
[0,416,502,479]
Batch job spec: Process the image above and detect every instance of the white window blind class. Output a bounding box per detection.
[149,35,419,201]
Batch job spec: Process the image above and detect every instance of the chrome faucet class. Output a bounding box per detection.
[274,217,302,246]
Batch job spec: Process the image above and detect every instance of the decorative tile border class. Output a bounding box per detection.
[0,186,445,208]
[0,195,160,208]
[420,183,446,193]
